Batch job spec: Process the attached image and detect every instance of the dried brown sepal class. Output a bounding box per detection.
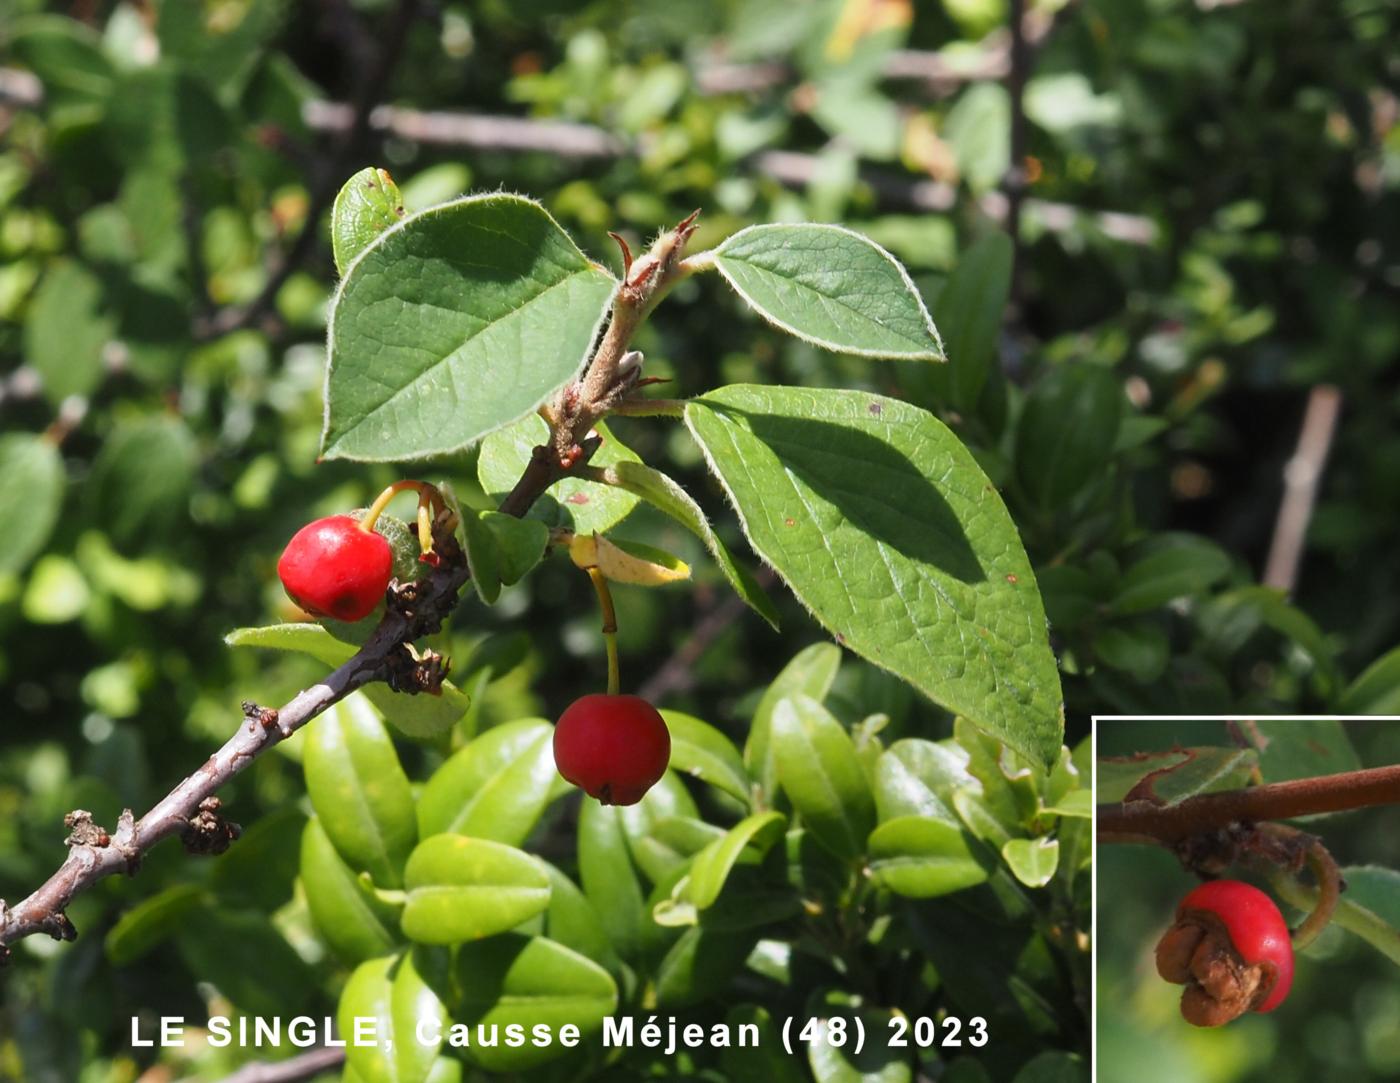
[1154,909,1279,1027]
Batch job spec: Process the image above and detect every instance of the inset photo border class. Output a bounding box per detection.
[1093,717,1400,1083]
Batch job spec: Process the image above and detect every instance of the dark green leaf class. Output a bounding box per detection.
[1015,364,1123,512]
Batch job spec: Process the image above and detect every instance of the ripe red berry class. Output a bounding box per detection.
[1155,879,1294,1026]
[277,514,393,622]
[553,694,671,806]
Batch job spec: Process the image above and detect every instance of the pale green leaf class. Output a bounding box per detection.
[0,434,64,576]
[401,834,550,944]
[333,167,405,277]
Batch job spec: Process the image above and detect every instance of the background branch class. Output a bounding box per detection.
[1263,384,1343,594]
[201,1046,346,1083]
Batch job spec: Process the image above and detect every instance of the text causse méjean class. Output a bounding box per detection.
[129,1016,761,1055]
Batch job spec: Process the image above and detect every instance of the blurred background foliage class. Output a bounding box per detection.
[1097,720,1400,1083]
[0,0,1397,1079]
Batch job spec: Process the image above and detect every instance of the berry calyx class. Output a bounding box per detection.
[553,694,671,806]
[277,514,393,622]
[1155,879,1294,1026]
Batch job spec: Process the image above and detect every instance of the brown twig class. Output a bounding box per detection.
[1097,763,1400,843]
[201,1046,346,1083]
[1262,384,1343,594]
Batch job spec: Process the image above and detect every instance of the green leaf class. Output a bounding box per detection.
[338,952,450,1083]
[600,460,779,627]
[224,624,470,739]
[105,884,205,966]
[660,710,752,804]
[0,434,64,576]
[1111,534,1232,614]
[686,811,787,910]
[1012,1052,1089,1083]
[653,925,761,1008]
[1095,747,1257,805]
[7,16,114,107]
[87,416,197,551]
[637,817,728,891]
[873,740,967,824]
[772,694,875,860]
[105,64,229,173]
[417,718,557,846]
[323,194,616,462]
[300,819,400,965]
[176,906,314,1017]
[868,816,987,897]
[1092,621,1169,683]
[923,232,1014,411]
[538,861,618,971]
[23,260,114,404]
[722,1005,807,1083]
[1340,645,1400,714]
[450,935,617,1070]
[944,82,1010,194]
[459,507,503,605]
[711,224,943,360]
[687,385,1063,765]
[1042,790,1092,819]
[1234,718,1360,785]
[806,998,912,1083]
[1014,364,1123,511]
[1001,837,1059,888]
[479,413,641,532]
[401,834,550,944]
[333,168,406,277]
[483,512,549,585]
[576,800,648,961]
[303,694,417,888]
[747,643,842,806]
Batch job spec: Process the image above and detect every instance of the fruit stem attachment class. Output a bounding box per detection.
[1255,823,1341,951]
[587,566,620,696]
[360,479,449,563]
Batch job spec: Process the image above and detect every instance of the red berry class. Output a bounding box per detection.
[1156,879,1294,1026]
[553,694,671,806]
[277,514,393,622]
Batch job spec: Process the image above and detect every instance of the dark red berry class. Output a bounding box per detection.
[553,694,671,806]
[277,514,393,622]
[1156,879,1294,1026]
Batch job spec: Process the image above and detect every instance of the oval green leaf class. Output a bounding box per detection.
[712,224,943,360]
[747,642,842,808]
[323,194,616,462]
[660,710,752,805]
[300,818,401,964]
[416,718,556,845]
[685,811,787,911]
[1001,837,1060,888]
[0,434,64,576]
[303,693,417,888]
[333,167,406,277]
[401,834,550,944]
[686,385,1063,766]
[868,816,988,898]
[338,951,450,1083]
[771,694,875,860]
[451,934,617,1070]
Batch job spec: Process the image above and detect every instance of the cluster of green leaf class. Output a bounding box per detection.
[1097,720,1400,1083]
[116,642,1078,1081]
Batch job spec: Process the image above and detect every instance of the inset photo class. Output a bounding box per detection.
[1095,717,1400,1083]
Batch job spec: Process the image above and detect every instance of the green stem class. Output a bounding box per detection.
[587,567,620,695]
